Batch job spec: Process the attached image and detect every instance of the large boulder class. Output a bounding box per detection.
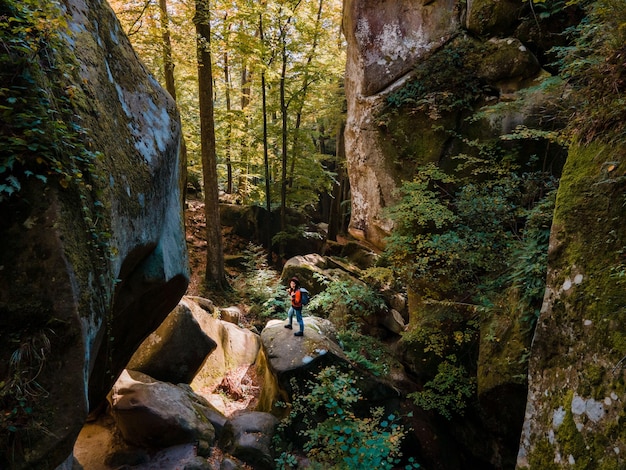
[182,297,280,415]
[220,411,280,470]
[280,253,365,295]
[0,0,187,468]
[260,317,348,396]
[73,413,207,470]
[343,0,460,97]
[280,254,330,293]
[466,0,525,37]
[127,300,218,384]
[189,298,263,391]
[108,370,221,457]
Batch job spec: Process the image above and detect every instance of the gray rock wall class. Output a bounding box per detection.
[516,142,626,469]
[0,0,188,467]
[343,0,459,248]
[343,0,625,468]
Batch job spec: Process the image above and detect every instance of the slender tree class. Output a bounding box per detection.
[158,0,188,204]
[279,15,290,236]
[223,21,233,194]
[259,13,273,260]
[288,0,323,188]
[195,0,228,290]
[159,0,176,99]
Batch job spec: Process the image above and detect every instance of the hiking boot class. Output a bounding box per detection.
[294,331,303,336]
[284,324,293,329]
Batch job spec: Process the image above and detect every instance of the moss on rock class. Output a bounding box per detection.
[519,141,626,468]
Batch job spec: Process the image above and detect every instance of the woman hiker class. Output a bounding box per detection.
[285,276,304,336]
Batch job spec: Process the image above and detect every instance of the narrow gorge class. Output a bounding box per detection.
[0,0,624,469]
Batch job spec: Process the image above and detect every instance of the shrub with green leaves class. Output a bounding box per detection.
[307,273,387,320]
[337,324,393,377]
[233,243,283,318]
[386,150,556,418]
[386,153,555,312]
[550,0,626,144]
[408,357,475,420]
[275,366,420,469]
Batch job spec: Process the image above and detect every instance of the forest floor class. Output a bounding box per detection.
[184,198,208,297]
[184,197,266,305]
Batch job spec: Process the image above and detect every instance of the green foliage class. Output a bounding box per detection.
[409,358,475,420]
[360,266,401,291]
[307,273,387,320]
[0,0,111,263]
[233,243,282,317]
[386,151,556,304]
[403,303,480,356]
[276,366,420,469]
[275,451,299,470]
[337,325,392,377]
[401,300,479,420]
[610,247,626,283]
[550,0,626,143]
[111,0,345,210]
[0,0,100,200]
[499,186,556,326]
[387,149,555,418]
[385,39,487,117]
[531,0,570,20]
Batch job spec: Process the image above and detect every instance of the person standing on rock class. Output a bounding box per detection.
[285,276,304,336]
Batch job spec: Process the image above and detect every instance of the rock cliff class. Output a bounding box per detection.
[516,142,626,469]
[343,0,625,468]
[343,0,556,249]
[0,0,187,468]
[343,0,459,248]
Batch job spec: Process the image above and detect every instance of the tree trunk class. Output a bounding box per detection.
[288,0,323,188]
[280,33,288,239]
[328,120,348,241]
[195,0,228,290]
[259,14,272,261]
[223,17,233,194]
[159,0,176,100]
[239,58,251,197]
[159,0,188,206]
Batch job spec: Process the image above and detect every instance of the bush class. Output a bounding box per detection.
[552,0,626,144]
[408,358,475,420]
[307,274,387,320]
[275,366,420,469]
[386,153,555,418]
[233,243,283,318]
[337,325,393,377]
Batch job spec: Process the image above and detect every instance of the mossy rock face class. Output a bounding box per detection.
[466,0,526,37]
[517,142,626,468]
[0,0,188,468]
[477,303,530,397]
[476,37,540,84]
[380,26,561,172]
[377,105,457,173]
